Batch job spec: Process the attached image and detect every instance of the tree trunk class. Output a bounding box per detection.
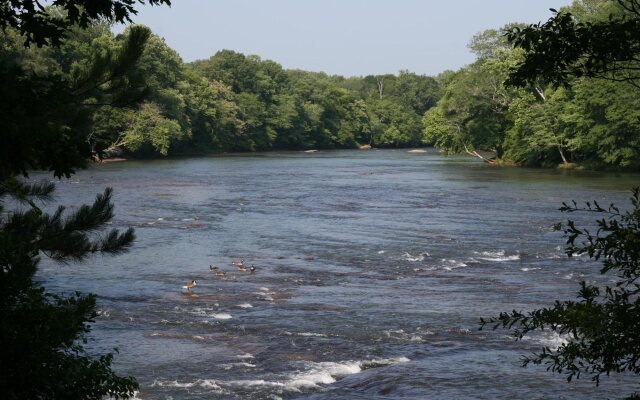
[558,145,569,164]
[463,143,497,164]
[377,78,384,99]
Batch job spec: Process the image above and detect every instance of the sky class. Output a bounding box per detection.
[115,0,574,77]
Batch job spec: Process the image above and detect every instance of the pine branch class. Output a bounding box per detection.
[0,178,55,205]
[62,188,115,233]
[71,25,151,99]
[92,227,135,255]
[32,187,136,262]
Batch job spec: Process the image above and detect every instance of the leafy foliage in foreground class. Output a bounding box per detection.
[0,181,137,399]
[481,189,640,400]
[0,2,163,398]
[0,23,152,178]
[0,0,170,46]
[506,0,640,89]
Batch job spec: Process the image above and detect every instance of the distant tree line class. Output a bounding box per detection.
[1,20,442,158]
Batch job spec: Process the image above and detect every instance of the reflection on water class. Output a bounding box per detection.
[36,149,639,399]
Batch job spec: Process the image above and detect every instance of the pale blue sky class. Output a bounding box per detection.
[117,0,573,76]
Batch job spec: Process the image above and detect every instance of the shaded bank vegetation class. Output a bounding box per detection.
[427,0,640,170]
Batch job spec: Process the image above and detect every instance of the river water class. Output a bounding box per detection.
[36,149,638,399]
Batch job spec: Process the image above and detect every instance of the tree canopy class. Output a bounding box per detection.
[0,0,170,46]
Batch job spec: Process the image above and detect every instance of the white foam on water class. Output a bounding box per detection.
[286,369,342,390]
[259,287,271,292]
[236,353,254,359]
[190,307,232,320]
[475,250,520,262]
[383,329,428,342]
[227,380,285,388]
[219,357,410,393]
[284,331,327,337]
[152,380,195,388]
[440,259,468,270]
[152,359,410,394]
[401,252,429,262]
[151,379,224,392]
[377,250,386,254]
[199,379,222,390]
[523,331,569,350]
[521,267,542,272]
[222,362,257,370]
[297,332,328,337]
[237,303,253,308]
[413,266,437,272]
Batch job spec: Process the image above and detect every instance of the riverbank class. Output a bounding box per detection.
[97,147,432,163]
[98,148,640,173]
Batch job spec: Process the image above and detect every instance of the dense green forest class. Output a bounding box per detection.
[2,0,638,169]
[426,0,640,169]
[1,21,440,157]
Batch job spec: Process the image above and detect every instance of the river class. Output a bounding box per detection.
[36,149,639,399]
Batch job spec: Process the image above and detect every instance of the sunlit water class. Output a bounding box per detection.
[35,149,639,399]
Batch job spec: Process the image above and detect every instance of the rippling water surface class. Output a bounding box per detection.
[37,150,639,399]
